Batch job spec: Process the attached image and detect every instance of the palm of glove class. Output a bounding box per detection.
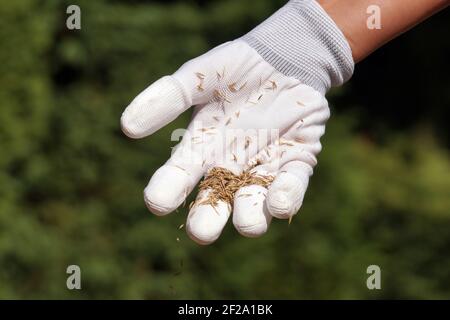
[121,40,330,244]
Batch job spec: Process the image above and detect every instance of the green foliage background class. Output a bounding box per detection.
[0,0,449,299]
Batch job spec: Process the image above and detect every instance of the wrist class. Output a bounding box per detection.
[242,0,354,94]
[317,0,450,63]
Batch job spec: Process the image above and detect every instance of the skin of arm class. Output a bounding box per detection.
[317,0,449,62]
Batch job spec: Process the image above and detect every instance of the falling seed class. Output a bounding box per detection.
[213,89,230,103]
[195,72,205,80]
[280,141,294,146]
[225,118,232,126]
[280,150,286,158]
[178,224,184,230]
[228,83,238,92]
[265,80,277,91]
[202,159,206,167]
[195,71,205,92]
[238,193,252,198]
[232,153,237,162]
[253,202,258,206]
[270,80,277,90]
[211,204,219,215]
[198,127,215,132]
[213,116,220,122]
[294,137,305,143]
[246,94,257,104]
[297,101,305,106]
[196,198,208,207]
[244,137,251,149]
[239,82,247,91]
[215,90,224,101]
[229,81,246,93]
[235,110,240,118]
[191,136,203,144]
[257,94,263,101]
[230,136,237,148]
[216,67,225,81]
[176,237,180,242]
[174,165,186,171]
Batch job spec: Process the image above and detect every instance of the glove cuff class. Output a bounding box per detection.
[242,0,354,94]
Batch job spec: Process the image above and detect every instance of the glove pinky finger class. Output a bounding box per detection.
[266,160,312,219]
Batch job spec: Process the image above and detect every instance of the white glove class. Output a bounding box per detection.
[120,0,353,245]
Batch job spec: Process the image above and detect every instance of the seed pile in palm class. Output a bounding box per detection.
[196,167,274,208]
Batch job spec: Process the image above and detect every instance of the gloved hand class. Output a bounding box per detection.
[120,0,354,245]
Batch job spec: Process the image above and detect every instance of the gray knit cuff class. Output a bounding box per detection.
[242,0,354,94]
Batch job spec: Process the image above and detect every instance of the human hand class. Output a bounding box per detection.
[120,0,353,245]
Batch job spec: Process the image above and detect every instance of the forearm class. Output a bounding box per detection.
[317,0,449,62]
